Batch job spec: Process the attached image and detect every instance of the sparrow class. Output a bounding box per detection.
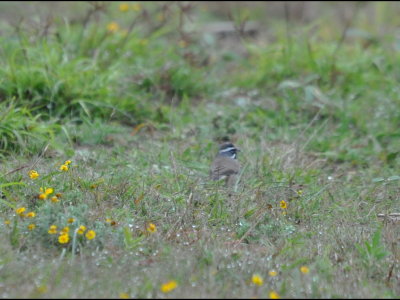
[210,142,241,187]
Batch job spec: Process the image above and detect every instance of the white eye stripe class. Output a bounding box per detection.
[219,147,236,153]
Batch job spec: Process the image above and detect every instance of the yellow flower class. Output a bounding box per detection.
[26,212,36,218]
[132,3,141,12]
[38,193,47,200]
[106,218,112,223]
[60,226,70,234]
[45,188,54,195]
[64,160,72,165]
[280,200,287,209]
[4,220,11,225]
[268,270,278,277]
[251,274,263,286]
[107,22,119,33]
[58,233,69,244]
[296,189,303,196]
[269,291,280,299]
[28,170,39,179]
[300,266,309,274]
[60,164,69,172]
[28,223,36,230]
[160,280,178,293]
[85,230,96,240]
[67,218,75,224]
[48,225,58,234]
[51,196,59,203]
[147,223,157,233]
[119,292,130,299]
[77,225,87,235]
[16,207,26,216]
[119,3,129,12]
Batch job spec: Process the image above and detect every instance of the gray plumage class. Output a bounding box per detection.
[210,142,241,187]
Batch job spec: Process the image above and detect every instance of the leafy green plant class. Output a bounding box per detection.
[355,227,389,270]
[0,101,58,156]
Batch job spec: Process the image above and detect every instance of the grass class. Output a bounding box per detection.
[0,1,399,298]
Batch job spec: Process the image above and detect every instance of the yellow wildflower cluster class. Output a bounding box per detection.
[48,225,58,234]
[38,187,54,200]
[76,225,96,240]
[59,160,72,172]
[38,188,62,203]
[160,280,178,293]
[77,225,87,235]
[11,208,37,230]
[60,226,70,235]
[15,207,37,219]
[28,170,39,179]
[9,159,105,251]
[47,222,96,244]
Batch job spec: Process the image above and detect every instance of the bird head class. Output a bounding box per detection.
[218,142,240,159]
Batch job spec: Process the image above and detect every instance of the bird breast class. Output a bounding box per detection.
[210,156,241,180]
